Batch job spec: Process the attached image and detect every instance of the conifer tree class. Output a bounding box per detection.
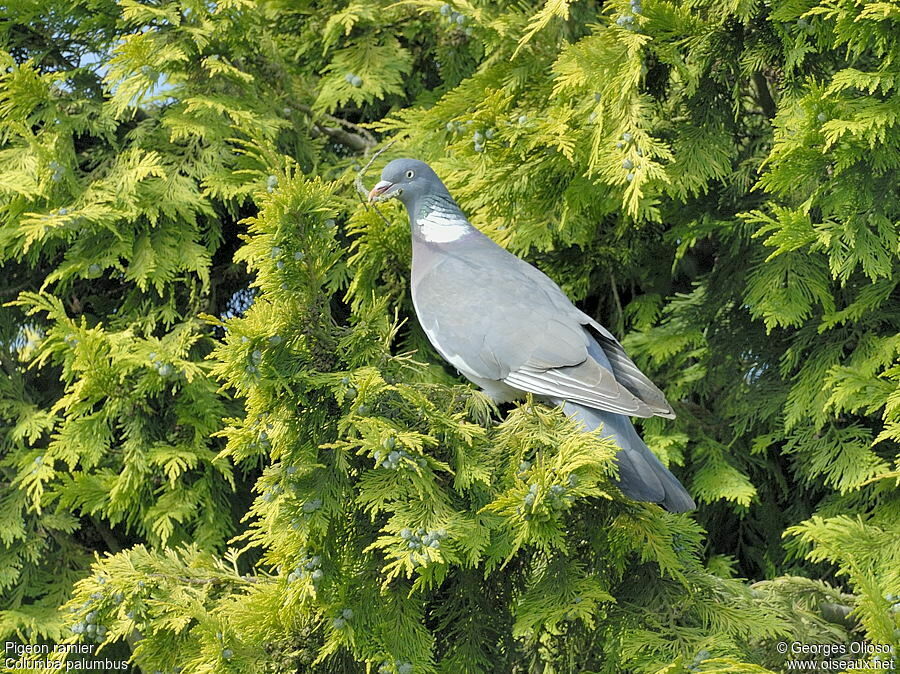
[0,0,897,673]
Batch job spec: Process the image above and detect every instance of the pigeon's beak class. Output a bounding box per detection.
[368,180,394,203]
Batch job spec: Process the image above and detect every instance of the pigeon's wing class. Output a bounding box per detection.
[579,316,675,418]
[508,249,675,418]
[412,234,667,418]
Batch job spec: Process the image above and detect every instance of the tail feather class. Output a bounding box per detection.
[559,400,695,513]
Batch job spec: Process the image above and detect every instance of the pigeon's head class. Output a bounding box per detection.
[368,158,444,207]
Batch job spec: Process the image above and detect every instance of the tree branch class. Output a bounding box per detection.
[296,103,376,152]
[753,71,777,119]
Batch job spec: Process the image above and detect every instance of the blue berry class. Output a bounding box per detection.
[344,73,355,83]
[626,172,635,181]
[302,498,322,513]
[622,159,634,169]
[622,132,632,142]
[342,608,354,619]
[351,75,363,87]
[440,3,451,15]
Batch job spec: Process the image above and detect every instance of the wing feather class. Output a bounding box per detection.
[412,228,673,418]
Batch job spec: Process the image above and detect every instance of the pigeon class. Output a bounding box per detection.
[368,158,695,512]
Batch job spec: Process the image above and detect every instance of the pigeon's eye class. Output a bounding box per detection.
[405,170,415,179]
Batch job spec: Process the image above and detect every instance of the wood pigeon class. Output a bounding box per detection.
[368,159,695,512]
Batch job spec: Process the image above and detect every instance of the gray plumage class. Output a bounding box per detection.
[369,158,694,512]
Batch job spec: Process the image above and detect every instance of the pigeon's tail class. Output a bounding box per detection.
[557,399,695,513]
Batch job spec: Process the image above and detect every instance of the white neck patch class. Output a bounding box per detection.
[417,209,471,243]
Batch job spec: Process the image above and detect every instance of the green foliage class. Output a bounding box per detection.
[1,0,898,672]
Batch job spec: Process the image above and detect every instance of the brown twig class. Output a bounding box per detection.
[608,271,624,337]
[355,140,397,228]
